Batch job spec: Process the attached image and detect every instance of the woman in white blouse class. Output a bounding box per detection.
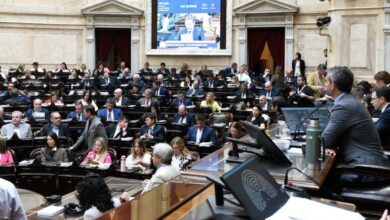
[78,90,98,111]
[125,138,151,171]
[170,137,192,171]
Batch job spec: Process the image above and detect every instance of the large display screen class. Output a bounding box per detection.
[156,0,221,49]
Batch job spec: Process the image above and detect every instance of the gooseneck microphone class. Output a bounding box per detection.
[293,100,327,140]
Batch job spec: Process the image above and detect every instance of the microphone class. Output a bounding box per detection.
[293,100,327,140]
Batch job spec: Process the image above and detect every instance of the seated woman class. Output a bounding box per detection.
[43,92,64,106]
[246,105,266,130]
[39,132,68,163]
[81,137,112,165]
[68,69,81,80]
[200,92,221,112]
[170,137,192,171]
[221,121,245,146]
[150,103,166,121]
[76,172,130,220]
[125,138,151,171]
[180,75,192,88]
[0,137,14,165]
[270,96,287,124]
[78,90,98,111]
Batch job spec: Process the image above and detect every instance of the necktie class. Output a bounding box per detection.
[148,128,152,135]
[267,92,271,98]
[145,99,149,106]
[78,114,82,121]
[209,81,212,88]
[106,79,109,84]
[86,81,89,86]
[179,116,184,124]
[108,111,113,121]
[115,129,122,138]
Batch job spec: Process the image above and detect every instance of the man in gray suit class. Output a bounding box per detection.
[322,66,388,184]
[0,111,32,139]
[70,105,107,154]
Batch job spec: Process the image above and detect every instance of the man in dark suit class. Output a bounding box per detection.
[140,61,153,75]
[70,105,107,153]
[284,68,297,87]
[117,61,127,75]
[106,116,132,139]
[322,66,388,184]
[235,83,253,100]
[371,87,390,147]
[186,115,216,146]
[129,73,145,91]
[225,63,238,75]
[139,113,165,143]
[172,90,193,107]
[113,88,129,107]
[258,95,271,113]
[40,112,70,137]
[172,105,196,126]
[152,80,168,97]
[203,72,219,89]
[97,98,123,122]
[186,80,204,97]
[259,81,278,101]
[25,98,49,121]
[80,73,95,89]
[100,71,119,88]
[67,103,87,121]
[157,62,170,76]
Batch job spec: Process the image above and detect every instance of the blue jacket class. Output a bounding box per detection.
[99,76,119,87]
[67,111,87,121]
[153,87,169,97]
[97,108,123,121]
[376,104,390,147]
[139,124,165,143]
[25,108,49,120]
[186,88,204,97]
[171,98,193,107]
[172,112,196,126]
[186,125,216,146]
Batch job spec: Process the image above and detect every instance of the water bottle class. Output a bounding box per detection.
[120,155,126,172]
[305,118,322,170]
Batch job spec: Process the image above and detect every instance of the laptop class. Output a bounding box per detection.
[240,121,292,166]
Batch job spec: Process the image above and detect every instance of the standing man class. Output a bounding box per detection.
[70,105,107,153]
[307,64,327,98]
[0,178,27,220]
[322,66,388,184]
[371,87,390,147]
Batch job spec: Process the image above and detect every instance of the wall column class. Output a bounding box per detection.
[131,17,140,74]
[285,15,294,70]
[86,16,96,71]
[384,2,390,70]
[238,16,247,66]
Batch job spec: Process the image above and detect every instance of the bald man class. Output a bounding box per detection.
[1,111,32,139]
[172,105,196,126]
[40,112,70,137]
[259,81,278,100]
[25,98,49,120]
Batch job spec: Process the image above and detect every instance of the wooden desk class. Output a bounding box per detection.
[27,177,144,220]
[183,145,335,189]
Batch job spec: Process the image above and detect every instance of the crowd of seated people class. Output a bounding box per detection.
[0,61,389,201]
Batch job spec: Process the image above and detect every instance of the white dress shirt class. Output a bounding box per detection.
[0,178,27,220]
[196,128,203,144]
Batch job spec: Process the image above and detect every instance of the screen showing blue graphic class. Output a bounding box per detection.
[156,0,221,49]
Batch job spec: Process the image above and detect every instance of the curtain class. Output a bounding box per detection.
[114,30,131,68]
[95,30,114,62]
[266,28,285,71]
[247,28,268,71]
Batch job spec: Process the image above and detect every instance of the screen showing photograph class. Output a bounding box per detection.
[157,0,221,49]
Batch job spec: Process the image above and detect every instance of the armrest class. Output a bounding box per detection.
[336,164,390,179]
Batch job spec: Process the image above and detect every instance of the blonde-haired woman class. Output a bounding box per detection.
[170,137,192,171]
[200,92,221,112]
[82,137,112,165]
[125,138,151,171]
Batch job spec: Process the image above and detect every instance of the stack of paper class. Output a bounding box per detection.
[37,205,64,218]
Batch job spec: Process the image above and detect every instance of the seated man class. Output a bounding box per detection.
[67,103,87,121]
[80,73,95,89]
[258,95,271,113]
[171,90,193,107]
[371,87,390,147]
[322,66,389,185]
[259,81,278,101]
[186,115,216,146]
[113,88,129,107]
[141,143,180,194]
[106,116,132,139]
[118,67,132,84]
[129,73,145,91]
[235,83,253,100]
[139,113,165,143]
[100,70,119,88]
[152,80,168,97]
[0,111,32,139]
[203,72,218,89]
[157,62,170,76]
[186,80,204,97]
[172,105,196,126]
[97,98,123,122]
[137,89,158,107]
[40,112,70,137]
[25,98,49,121]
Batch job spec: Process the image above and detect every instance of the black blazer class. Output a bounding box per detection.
[40,123,71,137]
[139,124,165,143]
[246,115,265,127]
[292,59,306,76]
[105,124,133,138]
